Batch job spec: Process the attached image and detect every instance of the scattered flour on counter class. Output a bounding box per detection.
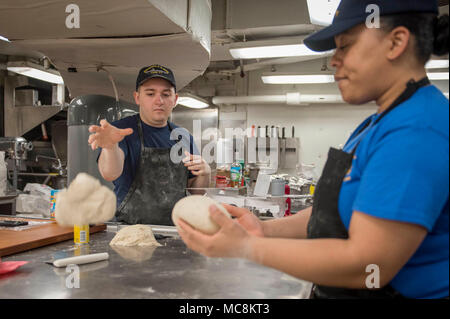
[109,224,161,247]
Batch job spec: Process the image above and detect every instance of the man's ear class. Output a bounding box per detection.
[386,26,411,61]
[133,90,140,105]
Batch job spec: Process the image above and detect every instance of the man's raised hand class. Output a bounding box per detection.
[88,119,133,150]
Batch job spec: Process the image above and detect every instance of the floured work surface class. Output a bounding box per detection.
[0,217,106,257]
[0,230,313,299]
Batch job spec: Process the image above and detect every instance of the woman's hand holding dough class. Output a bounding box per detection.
[173,196,262,259]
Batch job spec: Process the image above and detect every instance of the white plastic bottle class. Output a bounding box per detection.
[0,151,7,196]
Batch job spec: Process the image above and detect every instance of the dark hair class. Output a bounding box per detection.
[381,13,449,64]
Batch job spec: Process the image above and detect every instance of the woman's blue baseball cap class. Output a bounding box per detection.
[304,0,439,52]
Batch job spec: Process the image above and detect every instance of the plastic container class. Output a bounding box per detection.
[230,162,242,188]
[49,189,60,219]
[284,184,292,217]
[0,151,7,196]
[238,159,245,186]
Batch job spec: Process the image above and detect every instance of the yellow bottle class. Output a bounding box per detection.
[74,224,89,244]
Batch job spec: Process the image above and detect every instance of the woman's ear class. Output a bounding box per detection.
[385,26,411,61]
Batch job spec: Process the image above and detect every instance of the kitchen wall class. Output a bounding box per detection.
[245,103,376,177]
[214,58,449,177]
[218,102,377,178]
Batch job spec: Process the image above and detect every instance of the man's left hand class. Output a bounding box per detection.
[183,151,211,176]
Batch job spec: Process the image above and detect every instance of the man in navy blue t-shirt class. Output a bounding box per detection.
[88,64,211,225]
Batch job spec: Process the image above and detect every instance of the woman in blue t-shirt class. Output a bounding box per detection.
[176,0,449,299]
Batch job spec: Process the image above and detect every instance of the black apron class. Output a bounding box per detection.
[115,117,189,225]
[307,77,430,299]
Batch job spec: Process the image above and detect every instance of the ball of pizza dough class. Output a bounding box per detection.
[55,173,116,226]
[109,224,161,247]
[171,195,231,235]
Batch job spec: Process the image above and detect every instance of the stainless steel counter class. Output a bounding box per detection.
[0,226,312,299]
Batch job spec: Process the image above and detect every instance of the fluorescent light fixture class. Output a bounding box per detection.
[425,60,449,69]
[230,43,327,60]
[263,72,449,84]
[262,74,335,84]
[0,35,9,42]
[427,72,449,81]
[7,61,64,84]
[177,95,209,109]
[306,0,341,26]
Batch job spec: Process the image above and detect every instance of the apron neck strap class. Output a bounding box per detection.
[136,116,145,149]
[374,77,430,125]
[350,77,430,156]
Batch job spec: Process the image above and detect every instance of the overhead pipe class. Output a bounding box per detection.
[208,54,333,76]
[97,66,119,102]
[212,93,344,105]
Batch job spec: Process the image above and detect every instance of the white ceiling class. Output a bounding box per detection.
[12,34,211,101]
[0,0,187,39]
[194,0,450,99]
[0,0,211,103]
[0,0,448,103]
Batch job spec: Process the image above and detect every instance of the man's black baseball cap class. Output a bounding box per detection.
[136,64,177,91]
[304,0,439,52]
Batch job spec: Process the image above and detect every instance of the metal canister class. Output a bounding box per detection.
[74,224,89,244]
[270,178,285,196]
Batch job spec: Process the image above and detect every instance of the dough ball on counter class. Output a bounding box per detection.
[171,195,231,235]
[110,224,161,247]
[110,245,158,262]
[55,173,116,226]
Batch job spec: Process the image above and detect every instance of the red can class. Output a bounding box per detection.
[215,175,228,188]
